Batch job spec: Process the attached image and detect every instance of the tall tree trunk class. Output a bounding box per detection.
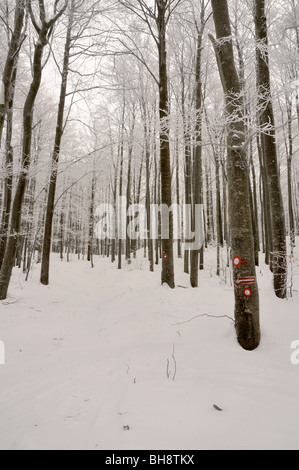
[0,66,17,268]
[183,124,192,274]
[286,97,295,249]
[254,0,287,298]
[0,1,67,299]
[143,113,154,272]
[0,33,46,299]
[175,124,182,259]
[87,174,96,268]
[205,162,214,243]
[210,0,261,350]
[157,0,175,288]
[0,0,25,145]
[250,143,260,265]
[126,107,135,264]
[118,106,125,270]
[40,4,73,285]
[257,132,272,266]
[190,8,205,287]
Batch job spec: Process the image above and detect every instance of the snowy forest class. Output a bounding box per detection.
[0,0,299,451]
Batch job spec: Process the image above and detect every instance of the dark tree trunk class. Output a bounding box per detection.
[183,124,192,275]
[286,98,295,248]
[255,0,287,298]
[87,174,96,268]
[0,34,46,299]
[157,1,175,288]
[0,0,25,145]
[126,109,135,264]
[40,7,73,285]
[118,107,125,270]
[175,125,182,259]
[250,144,260,265]
[0,1,67,299]
[0,66,17,269]
[190,9,205,287]
[257,132,272,266]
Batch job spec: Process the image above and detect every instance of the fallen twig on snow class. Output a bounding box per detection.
[171,313,235,326]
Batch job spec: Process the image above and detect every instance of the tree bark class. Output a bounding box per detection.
[0,66,17,269]
[157,0,175,288]
[118,105,125,270]
[0,32,46,299]
[211,0,261,350]
[254,0,287,298]
[0,1,67,299]
[40,4,73,285]
[0,0,25,145]
[87,174,96,268]
[190,8,205,287]
[286,97,295,248]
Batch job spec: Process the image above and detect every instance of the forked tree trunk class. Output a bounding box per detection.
[211,0,261,350]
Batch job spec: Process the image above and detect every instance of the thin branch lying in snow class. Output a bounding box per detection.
[166,358,170,379]
[166,343,177,381]
[171,314,235,326]
[172,344,177,381]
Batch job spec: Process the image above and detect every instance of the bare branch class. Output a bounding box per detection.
[171,313,235,325]
[27,0,41,33]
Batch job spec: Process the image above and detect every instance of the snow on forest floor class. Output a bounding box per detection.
[1,244,299,450]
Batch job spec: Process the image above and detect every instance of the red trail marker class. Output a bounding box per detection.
[234,275,256,287]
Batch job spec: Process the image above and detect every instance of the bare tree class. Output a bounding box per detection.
[0,0,26,145]
[40,0,76,285]
[0,0,67,300]
[210,0,261,350]
[190,0,209,287]
[118,0,182,288]
[254,0,287,299]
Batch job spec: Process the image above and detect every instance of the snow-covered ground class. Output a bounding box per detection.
[0,244,299,450]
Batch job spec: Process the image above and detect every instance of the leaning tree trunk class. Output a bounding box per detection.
[0,2,67,300]
[210,0,261,351]
[0,33,47,299]
[254,0,287,298]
